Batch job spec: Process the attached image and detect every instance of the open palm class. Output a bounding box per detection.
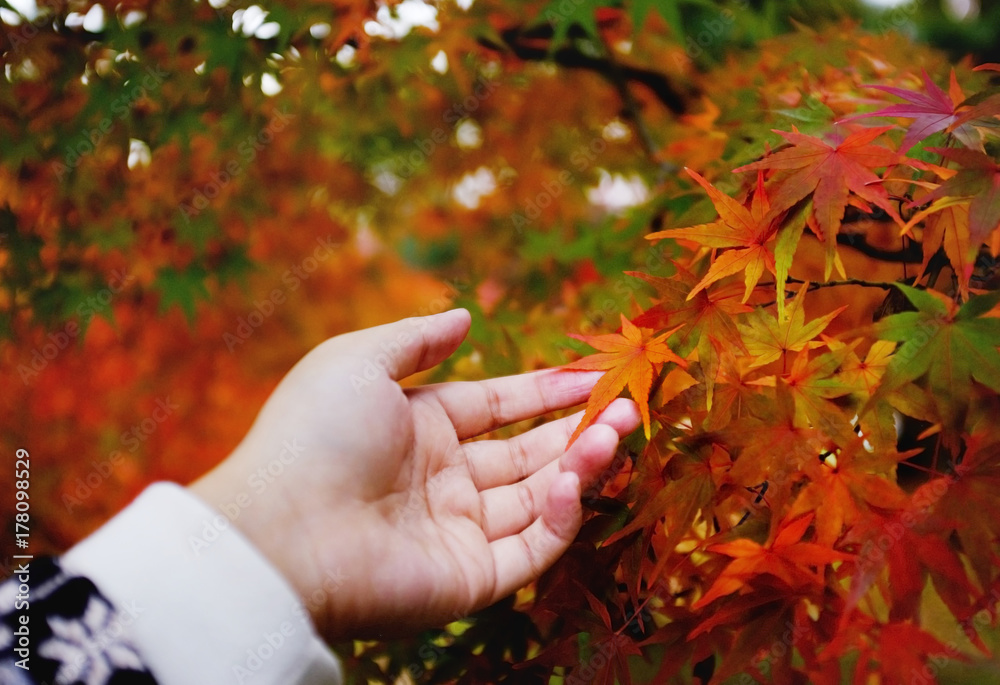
[191,309,639,642]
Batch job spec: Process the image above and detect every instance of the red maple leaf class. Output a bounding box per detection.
[732,127,903,274]
[839,69,980,151]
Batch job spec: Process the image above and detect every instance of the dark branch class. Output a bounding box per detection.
[835,233,923,263]
[478,27,690,114]
[786,276,899,291]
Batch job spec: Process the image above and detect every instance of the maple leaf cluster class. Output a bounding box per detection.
[554,44,1000,685]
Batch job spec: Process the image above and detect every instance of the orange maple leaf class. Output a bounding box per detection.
[693,512,853,609]
[565,314,688,446]
[647,168,779,303]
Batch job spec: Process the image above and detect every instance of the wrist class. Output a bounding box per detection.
[188,457,334,630]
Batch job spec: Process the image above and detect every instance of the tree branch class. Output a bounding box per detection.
[835,232,923,263]
[755,277,901,308]
[478,26,690,114]
[599,39,680,181]
[788,276,899,291]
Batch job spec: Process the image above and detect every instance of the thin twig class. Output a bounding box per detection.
[789,277,899,291]
[755,278,900,308]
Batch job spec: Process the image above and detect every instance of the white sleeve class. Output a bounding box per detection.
[60,482,343,685]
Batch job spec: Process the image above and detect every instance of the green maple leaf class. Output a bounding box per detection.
[773,345,857,444]
[737,285,845,368]
[155,265,210,325]
[541,0,604,50]
[628,0,682,36]
[869,284,1000,430]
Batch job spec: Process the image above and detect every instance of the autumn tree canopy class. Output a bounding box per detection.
[3,0,1000,682]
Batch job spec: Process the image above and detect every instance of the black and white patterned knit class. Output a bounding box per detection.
[0,557,157,685]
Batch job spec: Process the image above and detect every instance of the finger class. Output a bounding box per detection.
[487,469,583,604]
[462,398,640,490]
[334,308,472,381]
[407,368,605,440]
[479,423,620,541]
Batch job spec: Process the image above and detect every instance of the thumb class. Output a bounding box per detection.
[351,308,472,381]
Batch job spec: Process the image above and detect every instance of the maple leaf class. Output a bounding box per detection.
[646,168,780,303]
[693,512,853,609]
[630,265,752,410]
[950,91,1000,131]
[837,339,896,397]
[757,344,858,444]
[519,602,643,684]
[846,511,979,625]
[732,126,903,277]
[908,196,975,301]
[918,147,1000,254]
[737,285,846,368]
[724,384,827,492]
[870,284,1000,430]
[839,69,981,151]
[605,445,717,553]
[565,314,688,445]
[831,338,899,450]
[790,437,910,547]
[629,264,752,348]
[872,623,955,684]
[929,429,1000,590]
[688,592,802,682]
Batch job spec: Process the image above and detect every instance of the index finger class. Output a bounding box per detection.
[406,369,602,440]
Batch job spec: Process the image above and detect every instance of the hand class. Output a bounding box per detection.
[189,309,640,642]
